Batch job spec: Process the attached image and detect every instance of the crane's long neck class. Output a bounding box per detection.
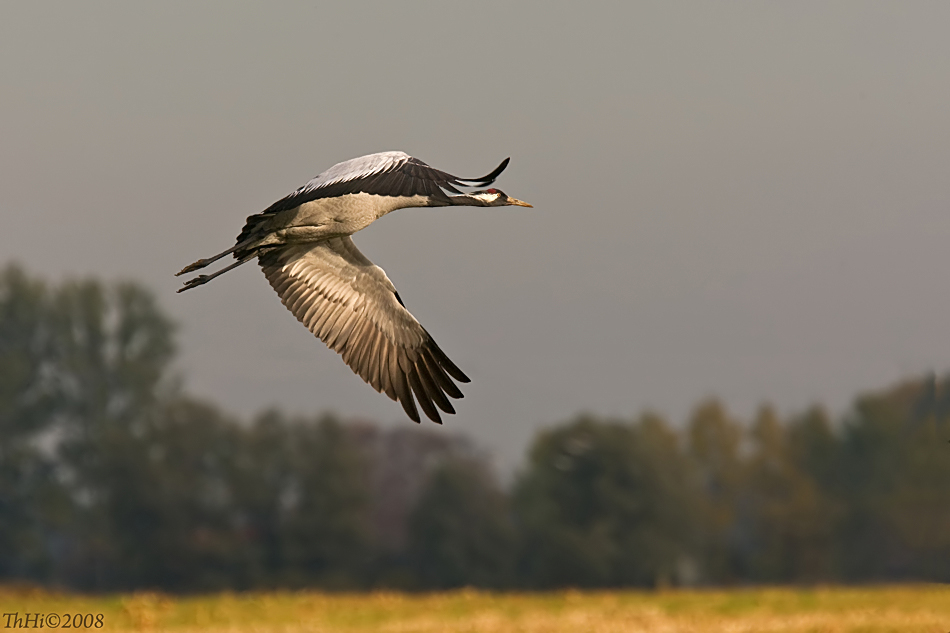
[374,192,489,217]
[444,193,491,207]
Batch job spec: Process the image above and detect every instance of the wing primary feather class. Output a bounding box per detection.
[393,364,420,423]
[419,177,433,198]
[364,328,383,387]
[407,366,441,424]
[378,341,396,400]
[357,320,381,376]
[350,319,375,377]
[422,350,464,399]
[396,347,414,374]
[427,337,470,383]
[389,347,406,402]
[370,330,387,392]
[343,318,370,366]
[457,157,510,185]
[416,359,455,414]
[399,174,414,197]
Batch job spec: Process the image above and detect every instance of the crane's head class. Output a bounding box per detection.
[470,188,533,207]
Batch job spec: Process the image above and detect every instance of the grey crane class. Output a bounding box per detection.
[176,151,531,424]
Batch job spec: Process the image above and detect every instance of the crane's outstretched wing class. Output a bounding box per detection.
[260,151,509,215]
[259,236,470,423]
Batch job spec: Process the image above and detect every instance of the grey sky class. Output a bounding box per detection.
[3,2,950,471]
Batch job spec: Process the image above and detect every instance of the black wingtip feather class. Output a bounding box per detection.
[428,339,470,383]
[422,350,464,400]
[408,368,442,424]
[416,360,455,414]
[392,368,420,423]
[400,392,421,424]
[459,157,510,185]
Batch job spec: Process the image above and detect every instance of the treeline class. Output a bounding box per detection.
[2,264,949,591]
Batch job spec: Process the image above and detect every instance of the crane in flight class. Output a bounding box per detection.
[177,151,532,424]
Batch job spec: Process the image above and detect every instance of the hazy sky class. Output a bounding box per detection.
[3,2,950,471]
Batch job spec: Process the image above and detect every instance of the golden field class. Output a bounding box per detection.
[1,585,948,632]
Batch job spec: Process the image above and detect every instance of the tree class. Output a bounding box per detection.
[70,397,242,591]
[51,277,176,461]
[361,427,474,556]
[277,413,371,588]
[407,456,516,588]
[226,408,299,588]
[48,278,178,590]
[0,265,63,580]
[0,266,180,588]
[836,378,950,581]
[783,406,841,580]
[741,406,834,582]
[685,399,745,583]
[514,414,697,587]
[0,265,58,439]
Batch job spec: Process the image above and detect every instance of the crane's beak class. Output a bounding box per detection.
[506,196,533,208]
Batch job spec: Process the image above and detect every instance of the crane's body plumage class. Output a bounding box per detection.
[177,151,530,424]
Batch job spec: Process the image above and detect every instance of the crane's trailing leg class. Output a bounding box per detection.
[176,243,245,276]
[177,253,256,293]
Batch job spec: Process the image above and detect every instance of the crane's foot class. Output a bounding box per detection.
[177,275,210,293]
[176,259,213,276]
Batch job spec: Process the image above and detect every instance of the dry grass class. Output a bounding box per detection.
[1,584,948,632]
